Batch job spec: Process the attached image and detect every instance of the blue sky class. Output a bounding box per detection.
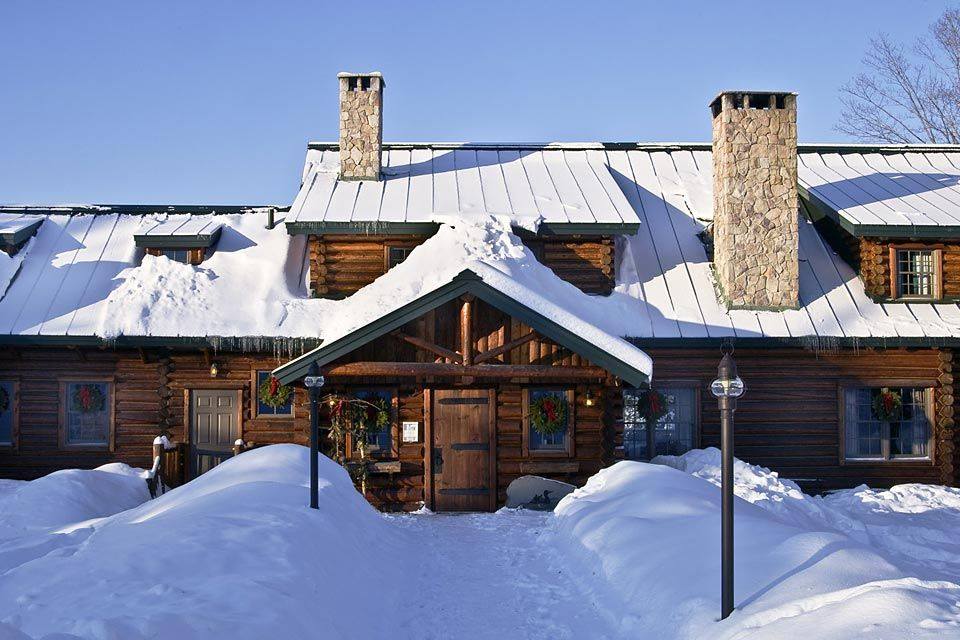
[0,1,954,204]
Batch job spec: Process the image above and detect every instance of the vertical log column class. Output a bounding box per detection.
[460,296,474,366]
[938,350,956,485]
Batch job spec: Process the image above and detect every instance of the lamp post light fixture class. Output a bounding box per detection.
[711,346,744,621]
[304,362,325,510]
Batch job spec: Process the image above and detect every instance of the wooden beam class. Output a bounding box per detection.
[324,362,607,379]
[389,331,462,363]
[460,296,474,366]
[474,331,538,364]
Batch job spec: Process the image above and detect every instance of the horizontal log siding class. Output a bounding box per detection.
[308,234,615,298]
[643,347,951,491]
[309,234,429,298]
[857,237,960,299]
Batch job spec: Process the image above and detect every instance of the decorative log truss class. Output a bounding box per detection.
[363,295,606,381]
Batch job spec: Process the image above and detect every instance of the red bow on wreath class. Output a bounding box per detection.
[78,386,93,411]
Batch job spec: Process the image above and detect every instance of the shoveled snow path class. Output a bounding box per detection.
[386,510,616,640]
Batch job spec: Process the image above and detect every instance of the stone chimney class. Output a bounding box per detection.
[710,91,799,309]
[338,72,384,180]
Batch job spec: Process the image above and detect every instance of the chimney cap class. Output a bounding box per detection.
[709,90,795,110]
[338,71,385,86]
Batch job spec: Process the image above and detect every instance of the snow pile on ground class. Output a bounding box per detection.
[821,483,960,579]
[0,463,149,542]
[0,445,406,640]
[553,455,960,638]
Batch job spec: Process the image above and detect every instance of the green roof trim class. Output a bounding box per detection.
[134,225,223,249]
[284,221,638,237]
[271,269,650,387]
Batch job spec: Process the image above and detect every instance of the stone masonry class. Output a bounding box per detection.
[338,72,384,180]
[711,91,799,309]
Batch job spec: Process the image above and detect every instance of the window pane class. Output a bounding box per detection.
[387,247,413,269]
[354,390,392,452]
[0,381,13,444]
[256,370,293,416]
[529,389,568,451]
[844,387,930,460]
[65,382,110,445]
[622,387,697,460]
[897,250,935,298]
[160,249,191,263]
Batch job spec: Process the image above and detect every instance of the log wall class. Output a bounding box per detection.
[2,344,959,509]
[856,238,960,299]
[308,234,615,298]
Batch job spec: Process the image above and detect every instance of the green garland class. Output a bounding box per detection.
[872,390,903,422]
[0,386,8,413]
[71,384,105,413]
[258,375,293,409]
[639,389,669,424]
[530,394,568,435]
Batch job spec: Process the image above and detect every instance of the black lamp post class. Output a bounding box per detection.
[710,346,744,620]
[304,362,325,510]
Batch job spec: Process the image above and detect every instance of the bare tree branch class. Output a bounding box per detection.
[838,9,960,144]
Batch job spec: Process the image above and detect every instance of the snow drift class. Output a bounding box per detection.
[0,463,148,542]
[0,445,407,640]
[553,455,960,638]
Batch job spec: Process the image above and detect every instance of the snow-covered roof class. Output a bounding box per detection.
[286,144,643,234]
[5,144,960,348]
[798,146,960,236]
[133,215,223,248]
[0,213,44,245]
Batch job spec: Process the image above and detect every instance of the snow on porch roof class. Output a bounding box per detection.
[285,144,644,235]
[272,267,653,388]
[133,216,223,248]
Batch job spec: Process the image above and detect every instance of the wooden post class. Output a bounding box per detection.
[460,296,474,366]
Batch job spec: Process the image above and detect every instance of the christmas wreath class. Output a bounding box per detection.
[0,386,8,413]
[258,375,293,409]
[530,394,568,435]
[72,384,105,413]
[872,390,903,422]
[639,389,669,424]
[352,396,389,435]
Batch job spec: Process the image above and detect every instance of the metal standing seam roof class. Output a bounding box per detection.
[5,145,960,344]
[133,215,224,248]
[798,147,960,237]
[0,214,44,245]
[286,144,643,234]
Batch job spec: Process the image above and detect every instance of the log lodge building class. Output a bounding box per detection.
[3,74,960,511]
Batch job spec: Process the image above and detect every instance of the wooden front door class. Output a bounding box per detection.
[430,389,496,512]
[189,389,240,478]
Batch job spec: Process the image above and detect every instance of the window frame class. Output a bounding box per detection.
[622,381,701,460]
[838,380,936,464]
[251,370,295,419]
[145,247,206,265]
[522,387,576,457]
[344,387,399,460]
[889,244,943,301]
[383,244,416,270]
[0,379,20,450]
[58,378,115,451]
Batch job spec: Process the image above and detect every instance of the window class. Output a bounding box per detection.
[623,387,698,460]
[144,247,204,265]
[0,380,17,447]
[353,389,393,454]
[160,249,191,263]
[843,386,932,460]
[254,370,294,417]
[61,381,113,448]
[386,246,414,269]
[893,248,940,300]
[524,388,574,455]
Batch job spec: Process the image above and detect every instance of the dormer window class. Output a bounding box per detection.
[385,245,414,269]
[0,215,43,256]
[134,217,223,266]
[892,247,941,300]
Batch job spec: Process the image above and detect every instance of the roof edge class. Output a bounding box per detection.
[307,141,960,153]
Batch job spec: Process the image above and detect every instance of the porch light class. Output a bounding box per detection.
[710,353,744,399]
[209,362,220,378]
[584,390,595,407]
